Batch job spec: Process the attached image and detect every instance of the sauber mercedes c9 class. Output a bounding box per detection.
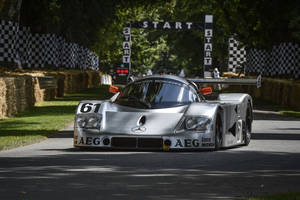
[74,75,261,150]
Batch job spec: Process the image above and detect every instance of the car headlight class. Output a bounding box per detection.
[185,116,211,131]
[77,117,87,128]
[76,114,102,129]
[87,117,100,129]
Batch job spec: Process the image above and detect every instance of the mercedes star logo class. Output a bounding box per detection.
[131,126,146,133]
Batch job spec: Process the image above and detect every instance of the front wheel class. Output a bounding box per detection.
[214,113,223,150]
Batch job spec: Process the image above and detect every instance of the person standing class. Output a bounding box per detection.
[147,69,153,76]
[179,69,185,77]
[109,69,116,84]
[213,68,221,90]
[213,68,220,78]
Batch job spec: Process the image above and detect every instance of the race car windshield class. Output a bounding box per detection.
[116,80,198,109]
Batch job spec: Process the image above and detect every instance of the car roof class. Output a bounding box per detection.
[127,74,201,98]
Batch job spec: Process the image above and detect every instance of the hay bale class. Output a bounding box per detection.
[66,74,73,93]
[0,78,7,119]
[44,88,56,100]
[14,77,26,112]
[95,71,102,87]
[226,77,300,110]
[32,76,44,105]
[70,72,88,92]
[86,71,93,88]
[71,73,80,92]
[0,69,107,119]
[3,77,17,117]
[0,76,36,118]
[25,77,35,108]
[56,73,65,97]
[222,72,245,78]
[86,71,102,88]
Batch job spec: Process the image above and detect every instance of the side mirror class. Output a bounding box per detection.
[200,87,212,95]
[109,85,119,93]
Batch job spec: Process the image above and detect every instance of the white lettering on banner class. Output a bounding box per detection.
[123,42,130,49]
[124,35,131,41]
[123,49,131,56]
[205,51,211,57]
[204,58,212,65]
[175,22,182,29]
[186,22,193,29]
[122,26,131,72]
[205,37,212,43]
[152,21,159,28]
[205,43,212,51]
[204,15,213,73]
[163,22,171,29]
[205,29,213,37]
[122,16,213,76]
[140,21,195,30]
[143,21,148,28]
[123,27,130,35]
[123,56,130,63]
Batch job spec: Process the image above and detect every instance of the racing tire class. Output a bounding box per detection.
[214,113,223,150]
[243,102,252,146]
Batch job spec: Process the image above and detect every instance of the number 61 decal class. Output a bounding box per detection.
[80,103,101,113]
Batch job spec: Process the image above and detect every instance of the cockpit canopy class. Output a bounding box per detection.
[115,78,200,109]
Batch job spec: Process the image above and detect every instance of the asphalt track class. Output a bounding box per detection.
[0,109,300,200]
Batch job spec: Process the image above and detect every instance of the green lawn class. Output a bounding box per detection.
[278,110,300,118]
[0,85,112,150]
[249,97,300,118]
[247,192,300,200]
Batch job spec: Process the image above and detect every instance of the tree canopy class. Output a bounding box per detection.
[1,0,299,76]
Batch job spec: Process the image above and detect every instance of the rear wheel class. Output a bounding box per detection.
[214,113,223,150]
[243,103,252,146]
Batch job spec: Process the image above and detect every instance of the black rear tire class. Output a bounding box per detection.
[214,113,223,150]
[243,103,252,146]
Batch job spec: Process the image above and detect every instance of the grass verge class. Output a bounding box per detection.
[247,192,300,200]
[0,85,112,151]
[252,98,300,118]
[278,110,300,118]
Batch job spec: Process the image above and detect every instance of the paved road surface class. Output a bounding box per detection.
[0,110,300,200]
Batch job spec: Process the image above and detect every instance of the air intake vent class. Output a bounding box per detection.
[138,116,146,126]
[111,137,163,149]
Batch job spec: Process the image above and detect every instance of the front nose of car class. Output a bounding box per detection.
[102,111,184,135]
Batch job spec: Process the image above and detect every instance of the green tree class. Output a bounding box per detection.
[10,0,300,74]
[0,0,22,22]
[217,0,300,48]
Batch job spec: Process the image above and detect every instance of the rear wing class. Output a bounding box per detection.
[188,75,262,88]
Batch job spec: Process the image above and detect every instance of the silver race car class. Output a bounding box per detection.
[74,75,261,150]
